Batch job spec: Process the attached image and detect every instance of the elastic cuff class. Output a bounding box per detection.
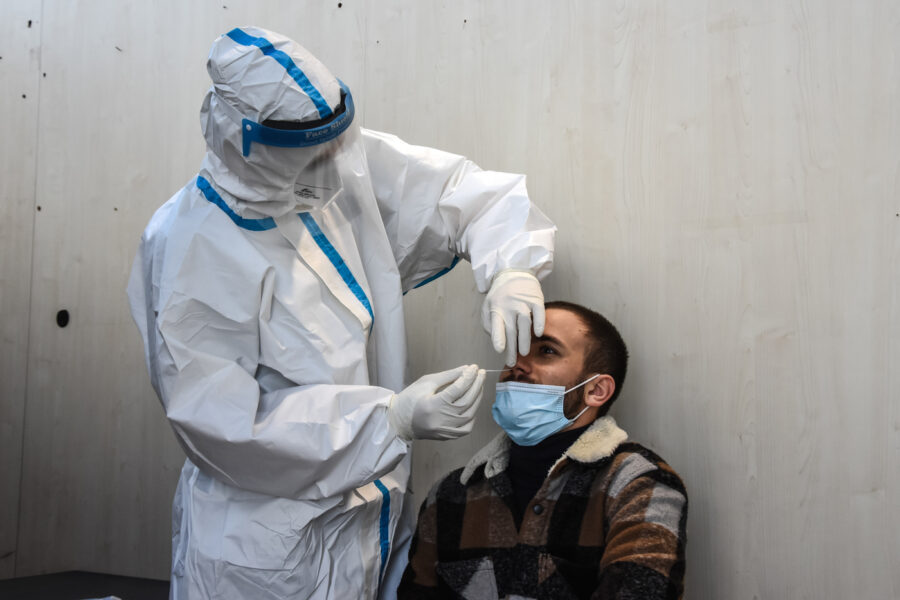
[487,268,538,288]
[387,394,414,442]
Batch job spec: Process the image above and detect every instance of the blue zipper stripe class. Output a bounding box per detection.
[196,178,374,323]
[298,213,374,320]
[373,479,391,583]
[196,176,276,231]
[225,28,333,119]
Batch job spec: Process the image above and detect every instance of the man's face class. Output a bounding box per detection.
[500,308,590,415]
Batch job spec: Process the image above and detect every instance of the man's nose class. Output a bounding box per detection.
[510,351,533,376]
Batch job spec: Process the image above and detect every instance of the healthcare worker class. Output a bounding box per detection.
[128,27,556,600]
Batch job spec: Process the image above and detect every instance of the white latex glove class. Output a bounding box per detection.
[388,365,486,441]
[481,269,546,366]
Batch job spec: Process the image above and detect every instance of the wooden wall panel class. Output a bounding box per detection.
[13,0,200,579]
[1,1,897,597]
[0,0,41,579]
[391,2,900,599]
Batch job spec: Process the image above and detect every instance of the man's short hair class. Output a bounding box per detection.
[546,301,629,414]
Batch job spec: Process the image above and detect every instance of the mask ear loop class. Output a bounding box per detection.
[564,374,602,422]
[564,373,600,394]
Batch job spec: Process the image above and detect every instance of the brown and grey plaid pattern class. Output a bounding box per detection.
[399,430,687,600]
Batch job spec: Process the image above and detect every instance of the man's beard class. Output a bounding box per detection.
[562,372,590,418]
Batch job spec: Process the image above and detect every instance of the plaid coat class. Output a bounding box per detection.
[398,417,687,600]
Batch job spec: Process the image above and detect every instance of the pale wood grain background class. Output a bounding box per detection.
[1,1,897,597]
[0,0,41,580]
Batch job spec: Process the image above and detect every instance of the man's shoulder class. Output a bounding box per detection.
[426,458,503,506]
[602,441,687,498]
[424,466,475,507]
[611,441,679,469]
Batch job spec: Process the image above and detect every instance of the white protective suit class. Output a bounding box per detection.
[128,27,556,599]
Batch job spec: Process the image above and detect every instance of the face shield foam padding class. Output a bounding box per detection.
[240,81,355,156]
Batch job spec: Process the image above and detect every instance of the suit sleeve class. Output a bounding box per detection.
[127,196,409,501]
[361,128,556,293]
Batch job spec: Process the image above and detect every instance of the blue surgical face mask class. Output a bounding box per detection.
[491,375,600,446]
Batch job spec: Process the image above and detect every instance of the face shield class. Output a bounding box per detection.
[201,27,362,214]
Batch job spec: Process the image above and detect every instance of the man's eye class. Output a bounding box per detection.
[539,345,557,355]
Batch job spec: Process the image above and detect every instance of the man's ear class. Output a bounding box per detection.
[583,374,615,408]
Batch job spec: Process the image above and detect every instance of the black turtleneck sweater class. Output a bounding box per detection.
[506,425,589,526]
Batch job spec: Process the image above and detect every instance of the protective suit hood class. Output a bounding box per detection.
[200,26,353,216]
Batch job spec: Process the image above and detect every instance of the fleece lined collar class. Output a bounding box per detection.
[460,416,628,485]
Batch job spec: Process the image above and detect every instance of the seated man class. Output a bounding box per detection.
[398,301,687,599]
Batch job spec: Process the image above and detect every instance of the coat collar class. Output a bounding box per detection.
[460,416,628,485]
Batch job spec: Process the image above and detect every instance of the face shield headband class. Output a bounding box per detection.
[240,80,355,157]
[212,78,355,157]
